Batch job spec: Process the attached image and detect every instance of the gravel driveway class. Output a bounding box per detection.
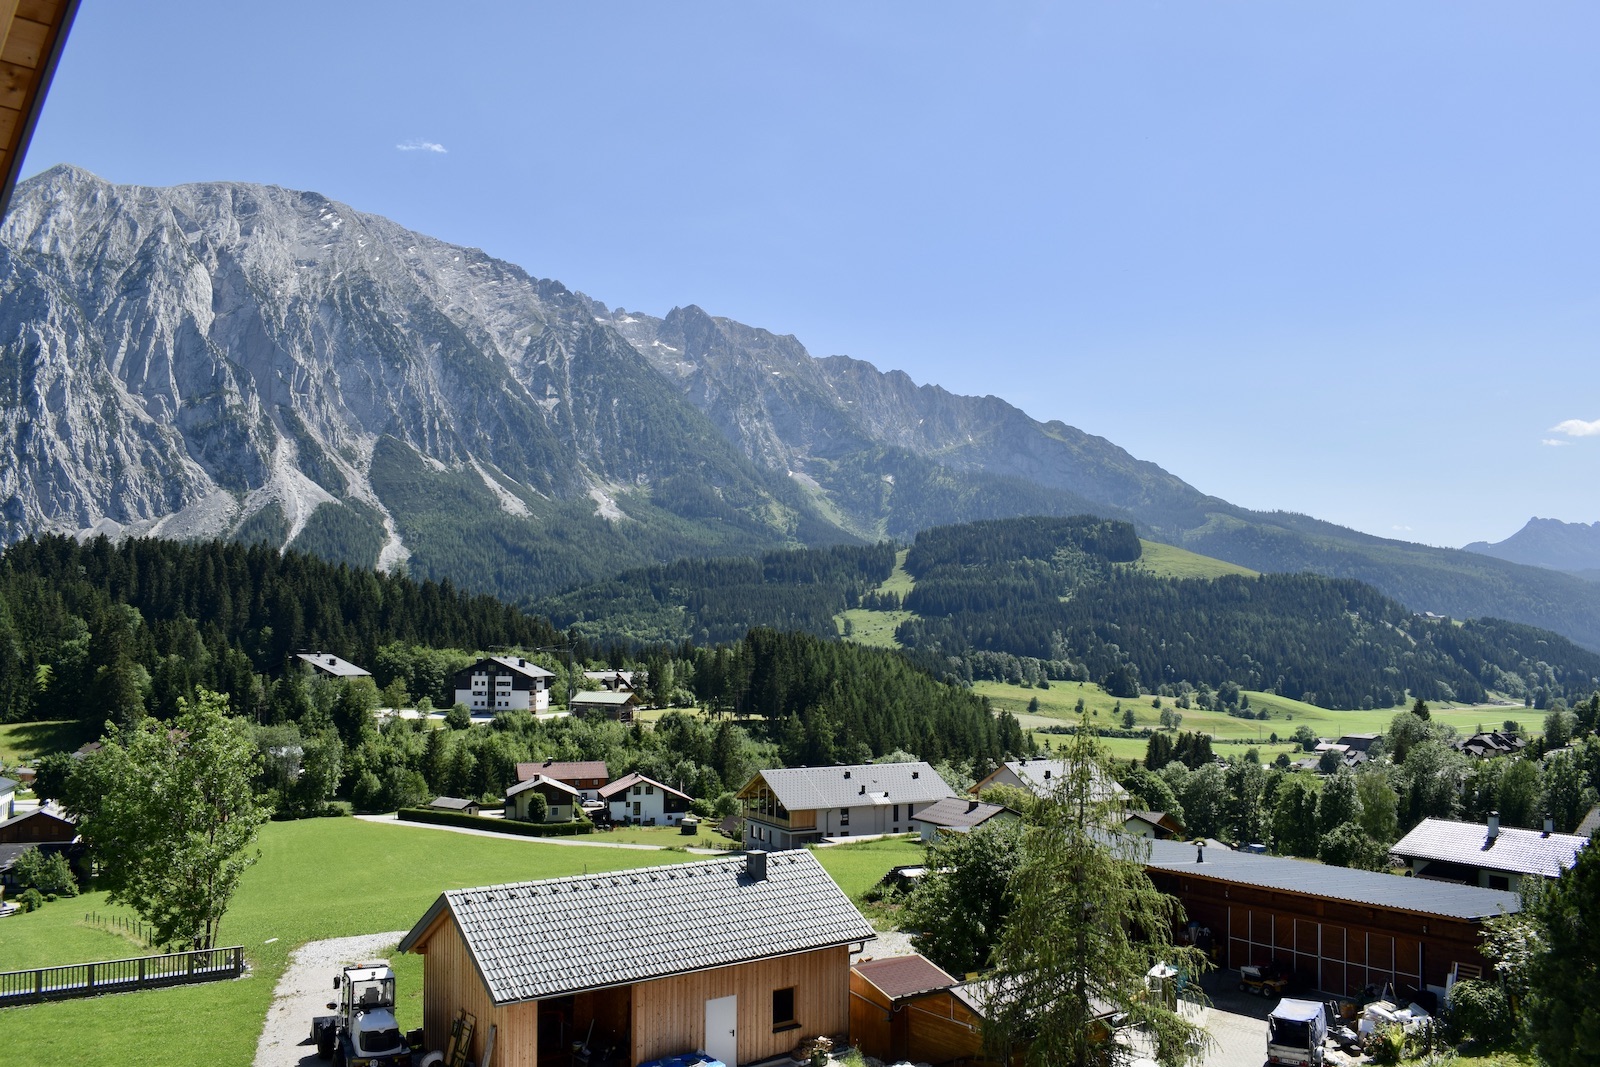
[253,931,407,1067]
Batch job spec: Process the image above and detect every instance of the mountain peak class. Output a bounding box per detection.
[1463,516,1600,575]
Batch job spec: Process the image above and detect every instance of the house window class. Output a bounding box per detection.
[1488,874,1510,891]
[645,785,654,795]
[772,987,798,1032]
[893,804,900,822]
[840,808,850,827]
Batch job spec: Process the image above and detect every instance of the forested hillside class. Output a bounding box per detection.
[538,542,898,645]
[892,518,1600,709]
[0,536,1020,790]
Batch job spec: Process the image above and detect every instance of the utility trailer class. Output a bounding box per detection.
[311,960,412,1067]
[1267,998,1328,1066]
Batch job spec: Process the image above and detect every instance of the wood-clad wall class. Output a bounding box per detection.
[1147,869,1496,992]
[849,971,895,1060]
[631,947,851,1065]
[415,916,538,1067]
[904,994,988,1065]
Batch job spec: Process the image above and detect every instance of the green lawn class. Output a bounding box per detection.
[0,817,698,1067]
[810,836,926,900]
[1133,540,1259,580]
[0,719,95,763]
[566,823,736,849]
[1,817,922,1067]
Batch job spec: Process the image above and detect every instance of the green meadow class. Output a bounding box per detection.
[1132,539,1259,580]
[0,816,914,1067]
[977,678,1550,766]
[836,548,915,649]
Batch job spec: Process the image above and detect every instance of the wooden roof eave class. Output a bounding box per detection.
[0,0,80,221]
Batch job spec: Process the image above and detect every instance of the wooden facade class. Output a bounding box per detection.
[411,913,852,1067]
[1147,868,1497,995]
[631,947,850,1065]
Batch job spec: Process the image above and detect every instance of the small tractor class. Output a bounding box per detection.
[311,959,412,1067]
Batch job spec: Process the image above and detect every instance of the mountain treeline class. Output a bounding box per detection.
[892,519,1600,709]
[539,542,898,645]
[0,534,1021,776]
[0,534,569,725]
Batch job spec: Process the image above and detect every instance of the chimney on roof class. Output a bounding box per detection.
[1196,840,1206,864]
[519,658,527,667]
[967,800,979,812]
[1487,811,1500,841]
[843,770,851,779]
[1044,769,1052,780]
[747,851,768,881]
[912,770,919,779]
[859,785,866,795]
[1543,812,1554,837]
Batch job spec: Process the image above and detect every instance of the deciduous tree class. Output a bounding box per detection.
[67,689,267,949]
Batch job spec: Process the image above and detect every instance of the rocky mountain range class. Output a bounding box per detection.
[3,165,1598,649]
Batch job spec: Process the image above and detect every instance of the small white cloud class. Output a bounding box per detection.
[1542,438,1573,447]
[1392,524,1412,532]
[1548,417,1600,437]
[396,140,447,154]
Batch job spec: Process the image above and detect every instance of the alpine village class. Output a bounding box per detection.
[2,7,1599,1067]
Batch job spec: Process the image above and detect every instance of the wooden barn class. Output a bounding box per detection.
[398,849,875,1067]
[1144,838,1522,996]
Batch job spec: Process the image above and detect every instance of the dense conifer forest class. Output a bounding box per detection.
[1,535,1020,815]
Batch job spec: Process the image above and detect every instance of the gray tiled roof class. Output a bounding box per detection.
[1144,838,1522,920]
[910,798,1010,830]
[399,849,875,1004]
[1391,818,1588,879]
[754,763,954,811]
[486,655,555,678]
[0,777,16,793]
[989,758,1128,799]
[295,652,370,677]
[1578,805,1600,839]
[570,690,637,707]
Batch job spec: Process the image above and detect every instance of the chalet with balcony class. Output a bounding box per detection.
[1391,813,1588,891]
[737,762,955,851]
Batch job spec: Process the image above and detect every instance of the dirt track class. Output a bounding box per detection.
[253,931,407,1067]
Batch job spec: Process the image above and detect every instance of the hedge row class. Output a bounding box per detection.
[397,808,597,837]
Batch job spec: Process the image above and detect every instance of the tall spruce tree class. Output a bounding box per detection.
[983,718,1210,1066]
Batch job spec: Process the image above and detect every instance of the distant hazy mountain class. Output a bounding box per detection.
[1466,518,1600,576]
[3,165,1599,649]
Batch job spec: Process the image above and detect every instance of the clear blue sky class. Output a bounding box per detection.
[21,2,1599,547]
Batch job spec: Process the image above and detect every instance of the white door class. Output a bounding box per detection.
[705,994,737,1065]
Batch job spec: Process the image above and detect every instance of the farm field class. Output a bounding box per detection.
[978,679,1551,756]
[0,815,917,1067]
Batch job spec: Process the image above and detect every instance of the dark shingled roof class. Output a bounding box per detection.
[854,953,957,1000]
[515,760,608,782]
[399,849,874,1004]
[910,798,1010,830]
[1144,838,1522,921]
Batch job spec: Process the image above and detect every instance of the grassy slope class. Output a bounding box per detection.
[1133,539,1259,579]
[0,719,96,763]
[2,818,918,1067]
[977,679,1551,765]
[836,548,914,649]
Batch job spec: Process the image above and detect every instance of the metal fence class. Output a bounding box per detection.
[0,945,244,1005]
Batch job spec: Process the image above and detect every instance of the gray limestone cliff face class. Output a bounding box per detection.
[0,164,1211,584]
